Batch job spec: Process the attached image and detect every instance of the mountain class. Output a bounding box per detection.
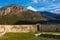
[52,9,60,14]
[0,4,47,24]
[0,4,60,25]
[38,11,60,20]
[0,4,27,16]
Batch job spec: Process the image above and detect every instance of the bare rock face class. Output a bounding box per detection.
[0,4,27,16]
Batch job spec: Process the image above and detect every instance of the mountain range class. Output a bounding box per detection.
[0,4,60,24]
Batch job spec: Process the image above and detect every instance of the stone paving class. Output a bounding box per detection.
[34,33,60,38]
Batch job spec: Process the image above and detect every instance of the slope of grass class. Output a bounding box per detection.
[0,32,60,40]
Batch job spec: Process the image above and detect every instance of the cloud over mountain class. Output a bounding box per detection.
[27,6,37,11]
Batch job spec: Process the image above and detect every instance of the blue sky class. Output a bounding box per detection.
[0,0,60,12]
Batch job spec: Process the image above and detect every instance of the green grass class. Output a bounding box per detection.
[0,32,60,40]
[41,32,60,34]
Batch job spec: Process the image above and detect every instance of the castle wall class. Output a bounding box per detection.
[0,25,37,32]
[39,24,60,32]
[0,24,60,33]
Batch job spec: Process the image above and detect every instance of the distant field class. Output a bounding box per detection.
[0,32,60,40]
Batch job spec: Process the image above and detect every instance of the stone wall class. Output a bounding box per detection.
[0,24,60,33]
[40,24,60,32]
[0,25,37,32]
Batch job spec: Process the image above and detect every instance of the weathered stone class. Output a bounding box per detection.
[0,25,37,32]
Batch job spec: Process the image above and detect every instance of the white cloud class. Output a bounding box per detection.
[48,5,60,12]
[48,6,60,9]
[42,0,56,2]
[39,7,46,11]
[32,0,56,3]
[51,9,60,12]
[51,9,60,14]
[38,0,49,3]
[33,0,38,3]
[27,6,37,11]
[26,0,38,6]
[38,4,60,11]
[42,4,60,11]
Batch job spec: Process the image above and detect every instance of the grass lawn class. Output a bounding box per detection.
[0,32,60,40]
